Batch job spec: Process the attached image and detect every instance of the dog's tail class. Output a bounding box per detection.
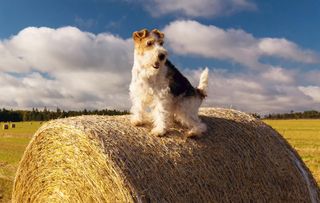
[197,68,209,99]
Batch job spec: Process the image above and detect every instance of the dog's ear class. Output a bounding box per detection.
[151,29,164,39]
[133,29,149,42]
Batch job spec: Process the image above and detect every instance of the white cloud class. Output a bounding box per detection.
[299,86,320,102]
[184,68,319,114]
[142,0,256,18]
[0,26,133,110]
[163,20,320,68]
[3,27,132,73]
[261,67,295,84]
[259,38,319,64]
[0,23,319,114]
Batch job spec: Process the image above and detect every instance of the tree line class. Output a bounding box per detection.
[264,110,320,119]
[1,108,319,122]
[0,108,128,122]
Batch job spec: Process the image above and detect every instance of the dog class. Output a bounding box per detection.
[129,28,209,137]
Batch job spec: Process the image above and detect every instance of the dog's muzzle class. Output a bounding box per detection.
[153,62,160,69]
[152,53,167,69]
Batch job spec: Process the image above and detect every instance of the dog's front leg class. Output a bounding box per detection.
[151,93,172,136]
[130,95,147,126]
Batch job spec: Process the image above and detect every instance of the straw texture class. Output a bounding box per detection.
[12,108,320,202]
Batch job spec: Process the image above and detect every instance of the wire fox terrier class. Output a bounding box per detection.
[129,28,209,137]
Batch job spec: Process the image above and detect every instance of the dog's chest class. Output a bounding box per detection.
[134,69,169,96]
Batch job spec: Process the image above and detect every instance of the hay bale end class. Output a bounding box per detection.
[12,108,320,202]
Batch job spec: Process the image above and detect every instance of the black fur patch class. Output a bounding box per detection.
[166,60,202,98]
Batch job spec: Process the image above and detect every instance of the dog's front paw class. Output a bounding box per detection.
[131,118,145,126]
[150,127,166,137]
[187,123,207,138]
[187,130,201,138]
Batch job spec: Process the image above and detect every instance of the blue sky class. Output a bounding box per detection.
[0,0,320,113]
[1,0,320,47]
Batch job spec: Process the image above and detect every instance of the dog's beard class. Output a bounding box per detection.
[142,57,163,70]
[137,50,166,70]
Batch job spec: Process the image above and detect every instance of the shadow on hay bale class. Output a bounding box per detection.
[12,108,319,202]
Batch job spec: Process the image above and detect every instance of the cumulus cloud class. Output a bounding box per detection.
[261,67,295,84]
[3,27,132,73]
[0,26,133,110]
[184,68,320,114]
[161,20,320,112]
[141,0,256,18]
[299,86,320,103]
[259,38,319,64]
[0,22,319,113]
[163,20,320,68]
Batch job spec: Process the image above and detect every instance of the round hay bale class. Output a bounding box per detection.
[12,108,319,202]
[2,123,9,130]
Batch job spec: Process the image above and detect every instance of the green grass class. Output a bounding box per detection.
[264,119,320,185]
[0,122,43,136]
[0,121,42,202]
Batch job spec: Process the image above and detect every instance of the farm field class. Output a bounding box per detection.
[264,119,320,185]
[0,119,319,202]
[0,122,43,202]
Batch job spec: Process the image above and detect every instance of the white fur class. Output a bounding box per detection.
[129,43,208,137]
[198,67,209,94]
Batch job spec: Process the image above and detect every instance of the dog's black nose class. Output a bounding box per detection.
[158,53,166,61]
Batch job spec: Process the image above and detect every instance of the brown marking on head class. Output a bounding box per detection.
[132,28,165,55]
[151,29,164,40]
[132,29,149,43]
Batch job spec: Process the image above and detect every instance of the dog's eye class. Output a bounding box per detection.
[159,41,164,46]
[146,41,154,47]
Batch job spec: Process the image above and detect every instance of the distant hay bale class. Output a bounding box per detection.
[2,124,8,130]
[11,123,16,128]
[12,108,320,202]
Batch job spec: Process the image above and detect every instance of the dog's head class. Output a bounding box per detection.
[132,29,167,69]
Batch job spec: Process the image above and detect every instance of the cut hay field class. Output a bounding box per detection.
[0,122,43,202]
[0,119,319,201]
[264,119,320,185]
